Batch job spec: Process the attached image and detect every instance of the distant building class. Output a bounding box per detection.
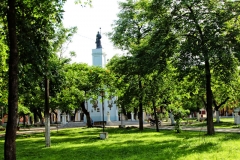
[84,31,119,122]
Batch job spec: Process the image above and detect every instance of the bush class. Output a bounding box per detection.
[159,113,163,120]
[173,109,190,133]
[0,125,5,131]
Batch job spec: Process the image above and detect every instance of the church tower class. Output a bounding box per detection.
[92,31,106,67]
[86,30,119,123]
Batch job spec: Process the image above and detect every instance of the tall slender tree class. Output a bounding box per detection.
[108,0,153,130]
[5,0,18,159]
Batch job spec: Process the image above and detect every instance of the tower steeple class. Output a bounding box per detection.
[92,29,106,67]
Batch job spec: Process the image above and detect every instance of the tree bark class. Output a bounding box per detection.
[205,60,215,135]
[153,101,159,132]
[138,78,143,130]
[121,105,127,117]
[134,107,138,119]
[196,112,200,121]
[213,97,229,123]
[215,111,220,123]
[36,107,43,124]
[74,109,78,122]
[33,108,38,123]
[169,112,175,125]
[23,114,26,126]
[52,110,58,123]
[5,0,19,159]
[160,106,163,113]
[80,101,92,127]
[44,76,51,147]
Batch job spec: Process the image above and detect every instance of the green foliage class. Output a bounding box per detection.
[74,0,92,6]
[8,0,78,117]
[107,55,140,111]
[56,63,116,112]
[0,26,8,109]
[173,108,189,133]
[18,103,31,115]
[108,0,179,119]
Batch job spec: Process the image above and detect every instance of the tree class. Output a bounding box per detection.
[3,0,77,153]
[144,72,165,132]
[2,0,87,155]
[58,63,115,127]
[43,25,76,147]
[150,0,240,135]
[109,0,154,130]
[4,0,18,159]
[211,68,240,122]
[107,55,143,128]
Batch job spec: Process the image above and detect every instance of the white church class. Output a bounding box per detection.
[49,31,119,125]
[84,31,119,123]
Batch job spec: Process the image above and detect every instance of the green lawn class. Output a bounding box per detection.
[0,127,240,160]
[181,117,239,129]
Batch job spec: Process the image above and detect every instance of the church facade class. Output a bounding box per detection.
[84,31,119,123]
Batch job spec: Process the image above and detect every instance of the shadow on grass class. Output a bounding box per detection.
[189,121,236,128]
[1,127,239,160]
[218,131,240,141]
[35,135,217,160]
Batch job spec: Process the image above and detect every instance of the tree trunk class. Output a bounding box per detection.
[50,113,53,124]
[4,0,18,159]
[188,3,214,135]
[44,76,51,147]
[33,108,38,123]
[37,107,44,124]
[205,60,215,135]
[169,112,175,125]
[216,110,220,123]
[74,109,78,122]
[134,107,138,119]
[160,106,163,113]
[30,115,33,125]
[213,97,229,123]
[52,110,58,123]
[196,112,200,121]
[17,115,20,126]
[80,101,92,127]
[138,79,143,131]
[153,101,159,132]
[121,105,127,117]
[23,114,26,126]
[121,112,124,127]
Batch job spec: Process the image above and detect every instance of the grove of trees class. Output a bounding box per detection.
[1,0,240,159]
[107,0,240,135]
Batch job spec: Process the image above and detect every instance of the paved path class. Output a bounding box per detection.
[149,125,240,133]
[0,121,239,137]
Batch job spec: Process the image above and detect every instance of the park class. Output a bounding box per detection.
[1,118,240,160]
[1,0,240,159]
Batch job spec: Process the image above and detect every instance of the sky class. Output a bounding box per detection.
[63,0,123,65]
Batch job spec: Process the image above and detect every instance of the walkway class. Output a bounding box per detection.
[149,125,240,133]
[0,121,239,137]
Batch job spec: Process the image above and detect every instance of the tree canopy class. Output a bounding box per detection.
[108,0,240,135]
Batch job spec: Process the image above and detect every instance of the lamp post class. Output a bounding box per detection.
[100,90,105,132]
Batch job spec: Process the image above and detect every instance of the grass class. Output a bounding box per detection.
[0,127,240,160]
